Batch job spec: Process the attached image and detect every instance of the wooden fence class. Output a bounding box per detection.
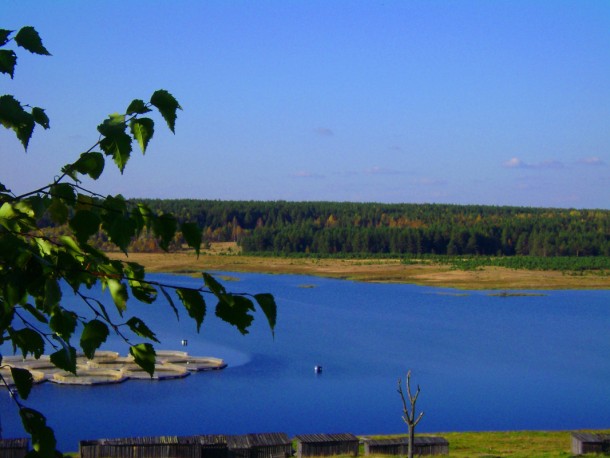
[363,436,449,456]
[0,438,29,458]
[571,433,610,456]
[80,435,223,458]
[295,433,359,458]
[79,432,451,458]
[80,433,292,458]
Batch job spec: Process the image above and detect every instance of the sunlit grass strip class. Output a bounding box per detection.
[369,430,610,457]
[403,254,610,272]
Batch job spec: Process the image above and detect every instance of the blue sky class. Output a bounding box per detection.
[2,1,610,208]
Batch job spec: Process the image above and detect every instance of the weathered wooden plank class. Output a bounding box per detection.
[571,432,610,456]
[295,433,359,458]
[0,438,29,458]
[362,436,449,456]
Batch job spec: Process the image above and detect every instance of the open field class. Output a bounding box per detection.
[108,243,610,290]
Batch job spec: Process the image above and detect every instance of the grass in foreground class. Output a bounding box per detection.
[369,430,610,457]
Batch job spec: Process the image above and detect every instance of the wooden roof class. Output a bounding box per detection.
[295,433,358,443]
[226,433,291,449]
[81,435,226,446]
[572,433,610,443]
[414,436,449,446]
[247,433,291,446]
[363,436,448,446]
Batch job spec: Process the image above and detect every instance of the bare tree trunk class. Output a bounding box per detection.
[397,370,424,458]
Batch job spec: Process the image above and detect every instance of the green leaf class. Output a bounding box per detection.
[107,279,128,315]
[126,317,159,342]
[203,272,226,296]
[129,343,156,377]
[20,407,58,458]
[22,303,49,324]
[126,99,151,115]
[71,152,105,179]
[80,319,109,359]
[160,285,180,320]
[47,197,69,224]
[43,279,62,309]
[176,288,206,331]
[135,203,154,228]
[130,117,154,153]
[20,407,46,433]
[0,49,17,78]
[50,183,76,204]
[0,29,13,46]
[98,114,132,173]
[31,107,50,129]
[181,222,202,256]
[21,194,47,219]
[124,261,145,281]
[15,114,34,149]
[11,367,33,399]
[103,212,137,253]
[70,209,101,245]
[49,308,77,340]
[0,94,22,126]
[215,295,255,335]
[11,328,45,359]
[153,213,177,251]
[15,26,51,55]
[0,94,35,149]
[254,293,277,336]
[59,235,83,255]
[75,193,95,210]
[150,89,181,133]
[130,282,158,304]
[50,343,77,374]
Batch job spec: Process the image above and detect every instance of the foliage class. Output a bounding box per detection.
[402,254,610,272]
[97,199,610,258]
[0,26,276,457]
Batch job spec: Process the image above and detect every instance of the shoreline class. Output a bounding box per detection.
[108,251,610,290]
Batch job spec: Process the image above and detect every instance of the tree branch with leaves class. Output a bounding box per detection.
[0,26,277,458]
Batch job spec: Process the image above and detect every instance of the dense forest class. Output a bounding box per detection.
[115,200,610,257]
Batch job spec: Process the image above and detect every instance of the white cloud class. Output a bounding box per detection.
[292,170,325,179]
[363,165,403,175]
[577,156,605,166]
[503,157,564,169]
[503,157,524,168]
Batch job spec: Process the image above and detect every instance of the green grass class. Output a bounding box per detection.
[367,430,610,457]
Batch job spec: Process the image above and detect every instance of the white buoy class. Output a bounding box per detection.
[181,339,188,347]
[314,365,322,374]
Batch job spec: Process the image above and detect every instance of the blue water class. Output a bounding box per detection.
[2,272,610,451]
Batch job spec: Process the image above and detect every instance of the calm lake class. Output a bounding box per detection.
[2,272,610,451]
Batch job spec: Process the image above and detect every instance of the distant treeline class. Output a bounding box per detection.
[130,200,610,257]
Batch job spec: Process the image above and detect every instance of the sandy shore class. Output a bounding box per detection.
[108,250,610,290]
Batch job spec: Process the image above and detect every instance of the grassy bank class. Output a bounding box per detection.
[409,430,606,457]
[108,243,610,290]
[65,430,609,457]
